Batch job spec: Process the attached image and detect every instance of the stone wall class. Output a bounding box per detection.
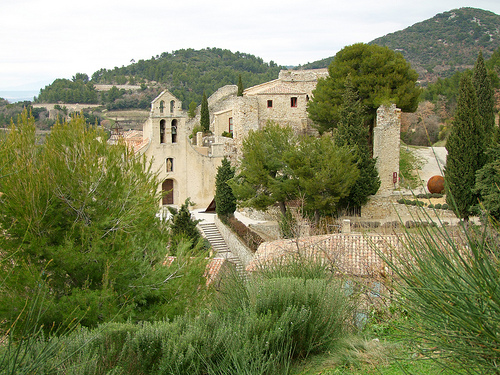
[278,69,329,83]
[255,92,310,133]
[373,104,401,194]
[361,194,459,225]
[214,215,255,267]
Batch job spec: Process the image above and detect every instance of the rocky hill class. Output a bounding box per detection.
[301,7,500,85]
[370,7,500,84]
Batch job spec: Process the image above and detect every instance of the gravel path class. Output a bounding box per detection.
[403,146,447,194]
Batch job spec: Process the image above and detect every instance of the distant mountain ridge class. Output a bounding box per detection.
[370,7,500,83]
[301,7,500,84]
[33,7,500,109]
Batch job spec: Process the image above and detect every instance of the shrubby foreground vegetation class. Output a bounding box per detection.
[0,112,210,331]
[1,260,356,374]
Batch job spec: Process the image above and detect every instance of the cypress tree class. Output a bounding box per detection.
[445,74,483,220]
[237,74,244,96]
[335,76,380,212]
[200,91,210,133]
[473,50,496,159]
[215,156,236,217]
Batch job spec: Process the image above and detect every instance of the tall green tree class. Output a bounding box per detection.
[230,122,297,215]
[475,146,500,221]
[215,157,237,217]
[307,43,420,134]
[334,76,380,211]
[200,90,210,133]
[0,111,178,328]
[445,74,483,220]
[473,50,496,154]
[237,74,244,96]
[286,135,359,223]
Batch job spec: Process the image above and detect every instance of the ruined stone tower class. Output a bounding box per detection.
[373,104,401,194]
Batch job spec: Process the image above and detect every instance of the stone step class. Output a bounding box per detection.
[198,222,247,279]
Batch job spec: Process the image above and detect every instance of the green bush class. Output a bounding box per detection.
[10,258,355,374]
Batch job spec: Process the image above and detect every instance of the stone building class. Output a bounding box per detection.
[212,69,329,150]
[129,69,400,210]
[134,90,230,209]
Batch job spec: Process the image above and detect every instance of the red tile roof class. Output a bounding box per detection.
[246,233,402,278]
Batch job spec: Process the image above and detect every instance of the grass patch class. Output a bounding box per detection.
[399,145,424,189]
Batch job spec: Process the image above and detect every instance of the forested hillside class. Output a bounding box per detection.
[301,7,500,84]
[35,48,283,110]
[370,7,500,83]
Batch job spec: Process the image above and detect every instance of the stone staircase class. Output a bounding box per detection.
[198,222,245,277]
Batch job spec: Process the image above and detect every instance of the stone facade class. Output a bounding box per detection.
[137,90,228,209]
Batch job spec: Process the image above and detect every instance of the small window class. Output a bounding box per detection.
[267,100,273,108]
[166,158,173,172]
[170,100,175,113]
[291,97,297,107]
[229,117,234,134]
[159,100,165,114]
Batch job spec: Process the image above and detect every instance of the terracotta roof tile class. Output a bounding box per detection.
[246,233,402,277]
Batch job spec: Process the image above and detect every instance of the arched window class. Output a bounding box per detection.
[171,119,177,143]
[170,100,175,113]
[160,119,166,144]
[159,100,165,114]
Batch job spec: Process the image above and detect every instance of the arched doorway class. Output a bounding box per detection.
[162,179,174,205]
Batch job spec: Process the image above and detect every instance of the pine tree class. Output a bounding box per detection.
[237,74,244,96]
[215,156,236,217]
[445,74,483,220]
[334,76,380,212]
[0,111,174,328]
[307,43,420,134]
[200,91,210,133]
[473,50,496,156]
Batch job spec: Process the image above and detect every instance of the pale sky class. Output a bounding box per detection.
[2,0,500,92]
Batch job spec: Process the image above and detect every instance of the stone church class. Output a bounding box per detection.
[127,69,401,210]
